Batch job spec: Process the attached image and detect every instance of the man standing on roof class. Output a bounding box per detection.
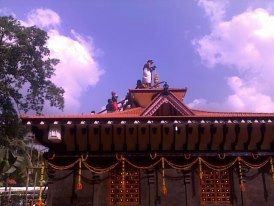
[142,60,156,88]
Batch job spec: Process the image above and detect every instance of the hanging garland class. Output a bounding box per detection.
[46,155,274,193]
[77,158,83,190]
[35,160,45,206]
[198,157,203,181]
[164,157,198,170]
[47,155,273,174]
[201,158,238,172]
[161,157,167,196]
[270,157,274,183]
[239,156,270,169]
[48,159,79,170]
[237,157,245,192]
[125,158,162,170]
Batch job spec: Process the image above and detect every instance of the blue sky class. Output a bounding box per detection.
[2,0,274,114]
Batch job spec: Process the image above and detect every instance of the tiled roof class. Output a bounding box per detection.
[20,107,145,119]
[20,107,274,120]
[191,109,274,117]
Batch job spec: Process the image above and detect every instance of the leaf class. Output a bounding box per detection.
[13,156,24,168]
[5,165,16,174]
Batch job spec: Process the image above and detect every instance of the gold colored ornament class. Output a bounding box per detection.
[270,157,274,183]
[122,156,126,191]
[77,158,83,190]
[154,73,159,88]
[161,157,168,196]
[237,157,245,192]
[35,160,45,206]
[198,157,203,180]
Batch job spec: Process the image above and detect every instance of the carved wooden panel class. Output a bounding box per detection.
[200,169,232,205]
[109,168,140,205]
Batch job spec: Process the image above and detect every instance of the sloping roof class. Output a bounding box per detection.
[20,107,145,119]
[141,92,194,116]
[20,107,274,120]
[191,109,274,117]
[20,87,274,121]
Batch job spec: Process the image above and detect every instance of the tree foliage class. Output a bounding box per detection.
[0,16,64,180]
[0,16,64,139]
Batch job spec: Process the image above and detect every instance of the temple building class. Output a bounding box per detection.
[21,65,274,206]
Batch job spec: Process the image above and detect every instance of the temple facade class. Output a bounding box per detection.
[21,84,274,206]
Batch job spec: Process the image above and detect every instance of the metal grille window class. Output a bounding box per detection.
[200,169,232,205]
[109,168,140,205]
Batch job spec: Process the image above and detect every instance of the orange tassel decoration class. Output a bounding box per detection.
[35,161,45,206]
[122,157,126,191]
[77,158,83,191]
[238,158,245,191]
[161,158,168,196]
[270,157,274,183]
[35,199,45,206]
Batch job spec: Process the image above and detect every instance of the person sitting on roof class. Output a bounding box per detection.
[142,60,156,88]
[122,92,133,110]
[136,80,144,89]
[106,99,115,113]
[111,91,118,111]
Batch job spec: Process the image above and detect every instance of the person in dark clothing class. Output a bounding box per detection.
[106,99,115,112]
[135,80,144,89]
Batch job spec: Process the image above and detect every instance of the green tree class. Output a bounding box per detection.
[0,16,64,184]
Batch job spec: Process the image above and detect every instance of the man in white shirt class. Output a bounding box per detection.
[142,60,156,87]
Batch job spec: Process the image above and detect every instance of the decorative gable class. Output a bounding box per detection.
[141,91,194,116]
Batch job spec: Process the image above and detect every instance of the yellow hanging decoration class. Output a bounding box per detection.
[238,157,245,191]
[77,157,83,190]
[122,156,126,191]
[161,157,168,196]
[270,157,274,183]
[198,157,203,181]
[35,160,45,206]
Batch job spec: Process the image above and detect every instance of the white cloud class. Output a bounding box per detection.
[47,29,103,113]
[25,8,61,28]
[22,8,103,114]
[197,0,228,23]
[225,76,274,112]
[188,98,207,109]
[194,5,274,112]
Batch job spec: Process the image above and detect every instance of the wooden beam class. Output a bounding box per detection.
[172,124,176,151]
[111,125,114,151]
[207,124,216,150]
[244,123,252,150]
[220,124,228,151]
[232,124,240,150]
[160,125,164,151]
[73,126,78,152]
[136,125,139,151]
[257,123,266,150]
[86,125,90,152]
[184,124,192,151]
[195,124,204,150]
[148,124,151,151]
[123,124,127,151]
[99,125,102,152]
